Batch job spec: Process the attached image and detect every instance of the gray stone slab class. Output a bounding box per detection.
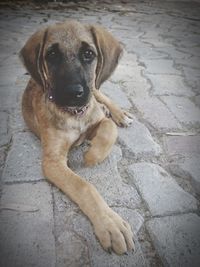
[127,163,197,216]
[118,118,162,159]
[52,144,146,265]
[182,66,200,92]
[101,80,132,109]
[2,132,43,182]
[0,111,11,147]
[0,147,6,178]
[75,208,146,267]
[161,96,200,127]
[143,59,180,75]
[0,182,56,267]
[53,188,147,267]
[56,230,90,267]
[122,79,150,98]
[68,145,141,209]
[131,96,182,131]
[194,95,200,108]
[164,135,200,155]
[170,154,200,194]
[146,214,200,267]
[146,74,194,97]
[110,63,137,82]
[9,105,28,133]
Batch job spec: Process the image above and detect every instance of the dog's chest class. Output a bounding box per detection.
[58,116,90,143]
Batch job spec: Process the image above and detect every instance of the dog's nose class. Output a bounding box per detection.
[69,84,84,99]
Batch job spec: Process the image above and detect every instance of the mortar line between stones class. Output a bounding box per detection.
[145,209,199,221]
[4,178,45,185]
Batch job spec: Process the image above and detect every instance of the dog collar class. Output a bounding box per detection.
[62,105,89,116]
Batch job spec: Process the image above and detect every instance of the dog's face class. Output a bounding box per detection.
[20,20,122,113]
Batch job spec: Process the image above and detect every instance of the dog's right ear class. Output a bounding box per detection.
[20,28,48,86]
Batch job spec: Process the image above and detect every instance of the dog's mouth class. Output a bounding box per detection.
[47,87,89,116]
[60,104,89,116]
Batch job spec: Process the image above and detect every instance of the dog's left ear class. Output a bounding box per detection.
[90,25,123,89]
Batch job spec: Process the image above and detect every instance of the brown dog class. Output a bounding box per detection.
[20,20,134,255]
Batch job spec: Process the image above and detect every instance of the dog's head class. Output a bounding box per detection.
[20,20,122,113]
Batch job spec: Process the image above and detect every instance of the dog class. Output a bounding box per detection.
[20,20,134,255]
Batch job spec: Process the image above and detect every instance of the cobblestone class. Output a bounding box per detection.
[68,145,141,209]
[143,59,181,75]
[118,118,162,159]
[127,163,197,216]
[161,96,200,128]
[0,1,200,266]
[131,96,182,131]
[2,132,43,183]
[0,112,11,147]
[146,74,194,97]
[164,135,200,155]
[0,182,55,267]
[146,214,200,267]
[169,154,200,194]
[101,81,132,109]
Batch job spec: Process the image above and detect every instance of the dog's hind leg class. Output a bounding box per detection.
[84,117,117,166]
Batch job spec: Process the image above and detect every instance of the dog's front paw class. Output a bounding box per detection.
[94,208,135,254]
[111,109,133,127]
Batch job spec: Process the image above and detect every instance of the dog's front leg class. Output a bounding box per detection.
[94,89,133,127]
[41,129,134,254]
[84,117,117,166]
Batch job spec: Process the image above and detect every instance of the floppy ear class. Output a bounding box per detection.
[90,25,123,89]
[20,28,48,87]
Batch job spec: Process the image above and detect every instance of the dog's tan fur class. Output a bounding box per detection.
[20,20,134,254]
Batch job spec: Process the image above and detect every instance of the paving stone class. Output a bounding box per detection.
[194,95,200,108]
[170,154,200,194]
[118,118,162,158]
[175,56,200,69]
[127,163,197,216]
[161,96,200,127]
[9,105,28,133]
[164,135,200,155]
[146,214,200,267]
[0,147,6,178]
[0,182,56,267]
[131,96,182,131]
[133,46,166,60]
[122,79,150,98]
[2,132,43,182]
[68,145,141,209]
[111,63,139,83]
[119,63,151,98]
[0,56,24,86]
[146,74,194,97]
[0,85,19,110]
[182,67,200,93]
[0,111,11,147]
[53,189,146,267]
[56,230,90,267]
[101,80,132,109]
[143,59,180,75]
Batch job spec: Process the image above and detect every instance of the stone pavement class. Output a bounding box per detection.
[0,1,200,266]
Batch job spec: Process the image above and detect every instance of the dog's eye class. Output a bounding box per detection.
[46,44,62,64]
[82,49,95,63]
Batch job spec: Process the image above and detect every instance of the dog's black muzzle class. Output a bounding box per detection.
[48,81,90,108]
